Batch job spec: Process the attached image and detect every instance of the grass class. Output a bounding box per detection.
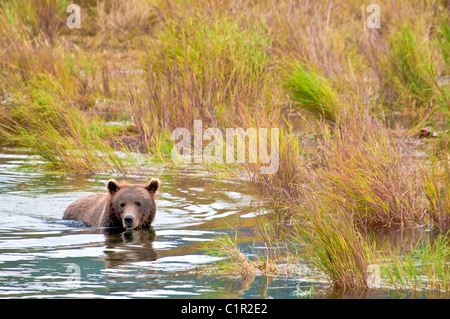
[0,77,133,172]
[0,0,68,43]
[319,113,426,228]
[377,232,450,292]
[0,0,449,295]
[283,61,338,121]
[0,0,139,172]
[293,206,373,290]
[379,23,444,129]
[422,159,450,229]
[127,11,277,148]
[205,0,449,292]
[438,15,450,68]
[206,233,258,279]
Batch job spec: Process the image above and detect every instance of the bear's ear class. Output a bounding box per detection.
[106,179,120,195]
[145,178,160,193]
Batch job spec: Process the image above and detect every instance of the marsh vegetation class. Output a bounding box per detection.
[0,0,449,297]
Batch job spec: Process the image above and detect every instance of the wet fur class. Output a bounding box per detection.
[63,179,160,229]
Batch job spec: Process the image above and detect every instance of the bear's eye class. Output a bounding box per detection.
[135,201,141,207]
[120,203,126,207]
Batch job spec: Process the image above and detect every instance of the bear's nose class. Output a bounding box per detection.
[124,215,134,226]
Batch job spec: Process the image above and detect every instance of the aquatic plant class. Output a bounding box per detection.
[293,205,373,290]
[378,233,450,292]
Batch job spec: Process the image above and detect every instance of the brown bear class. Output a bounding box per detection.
[63,178,160,230]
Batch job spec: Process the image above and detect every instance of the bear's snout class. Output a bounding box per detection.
[122,211,138,229]
[124,215,134,228]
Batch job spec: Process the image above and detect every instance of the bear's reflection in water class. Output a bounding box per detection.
[102,228,158,268]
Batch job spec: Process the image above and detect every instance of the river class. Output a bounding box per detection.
[0,146,324,298]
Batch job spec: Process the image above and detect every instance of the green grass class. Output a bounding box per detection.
[386,24,436,103]
[437,16,450,68]
[0,77,133,173]
[0,0,68,41]
[283,61,339,121]
[378,20,449,128]
[293,206,373,290]
[378,233,450,292]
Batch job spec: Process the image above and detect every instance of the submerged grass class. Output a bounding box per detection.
[207,233,257,279]
[377,233,450,292]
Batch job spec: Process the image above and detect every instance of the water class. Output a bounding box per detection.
[3,147,448,299]
[0,147,323,299]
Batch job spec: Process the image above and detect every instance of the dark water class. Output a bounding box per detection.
[0,147,328,299]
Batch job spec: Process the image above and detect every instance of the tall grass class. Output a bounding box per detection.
[283,62,338,121]
[0,77,131,172]
[422,160,450,229]
[0,1,135,172]
[0,0,67,43]
[318,113,425,228]
[266,110,427,290]
[125,9,280,153]
[380,24,439,126]
[378,233,450,292]
[95,0,159,36]
[370,1,449,128]
[227,0,448,291]
[438,16,450,68]
[294,205,372,290]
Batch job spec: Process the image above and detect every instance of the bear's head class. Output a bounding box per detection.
[106,178,160,230]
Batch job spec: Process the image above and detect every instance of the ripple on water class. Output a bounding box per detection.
[0,147,308,299]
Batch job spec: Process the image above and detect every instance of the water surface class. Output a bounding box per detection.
[0,147,322,298]
[2,147,446,299]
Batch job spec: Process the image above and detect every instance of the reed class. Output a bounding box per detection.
[378,233,450,292]
[293,205,373,291]
[0,77,131,173]
[126,10,279,153]
[320,113,426,228]
[422,159,450,229]
[283,62,338,121]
